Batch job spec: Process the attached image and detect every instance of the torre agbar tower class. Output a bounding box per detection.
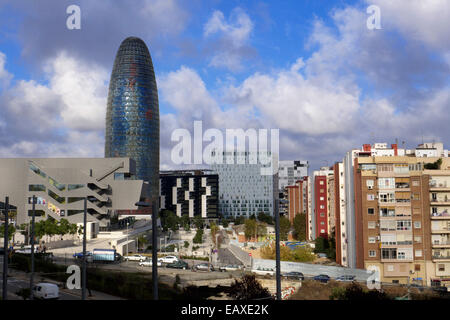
[105,37,159,201]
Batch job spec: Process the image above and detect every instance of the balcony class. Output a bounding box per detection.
[430,197,450,205]
[432,255,450,261]
[432,241,450,248]
[430,182,450,191]
[431,211,450,219]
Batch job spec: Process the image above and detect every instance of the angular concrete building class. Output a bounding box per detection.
[0,158,145,229]
[105,37,159,202]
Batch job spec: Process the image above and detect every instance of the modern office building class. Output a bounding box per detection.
[160,170,219,219]
[105,36,160,202]
[0,158,146,229]
[278,160,308,191]
[211,151,278,218]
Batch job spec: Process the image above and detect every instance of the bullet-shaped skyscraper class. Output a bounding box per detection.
[105,37,159,201]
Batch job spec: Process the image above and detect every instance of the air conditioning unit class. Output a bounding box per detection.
[368,186,373,190]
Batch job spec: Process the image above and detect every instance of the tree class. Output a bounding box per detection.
[234,216,245,225]
[210,222,219,246]
[0,224,16,241]
[257,212,273,225]
[137,235,148,252]
[19,223,30,245]
[193,229,203,244]
[292,213,306,241]
[193,216,204,229]
[222,220,229,228]
[184,240,189,248]
[279,216,291,241]
[181,215,190,231]
[58,219,70,240]
[160,210,180,232]
[244,219,257,240]
[228,274,271,300]
[260,242,315,262]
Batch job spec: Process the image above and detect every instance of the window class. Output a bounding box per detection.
[320,221,325,225]
[394,164,409,174]
[414,221,421,229]
[48,190,65,204]
[320,189,325,193]
[415,250,422,257]
[68,184,84,191]
[368,221,376,229]
[377,163,393,172]
[320,212,325,217]
[28,210,45,217]
[378,178,394,189]
[368,237,376,243]
[367,194,375,201]
[366,180,374,189]
[379,192,395,203]
[319,181,324,185]
[412,180,420,187]
[320,197,324,201]
[320,229,325,233]
[29,184,45,192]
[29,162,46,179]
[439,264,445,272]
[382,248,397,259]
[415,264,421,271]
[413,194,420,201]
[68,197,85,204]
[320,205,325,209]
[396,220,412,231]
[361,164,377,171]
[48,177,65,191]
[368,208,375,215]
[414,236,422,243]
[387,265,394,272]
[369,250,376,257]
[380,208,395,217]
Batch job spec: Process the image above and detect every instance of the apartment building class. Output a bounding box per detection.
[313,167,334,239]
[354,154,450,286]
[278,160,309,191]
[286,176,309,224]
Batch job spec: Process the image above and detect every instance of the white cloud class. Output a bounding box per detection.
[203,8,254,72]
[0,52,12,89]
[141,0,189,35]
[368,0,450,52]
[45,51,109,131]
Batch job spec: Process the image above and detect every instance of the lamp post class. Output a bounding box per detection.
[29,195,36,300]
[136,200,158,300]
[82,197,87,300]
[2,196,9,301]
[275,207,281,300]
[126,221,129,255]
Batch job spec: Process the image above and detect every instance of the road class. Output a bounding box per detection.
[0,276,80,300]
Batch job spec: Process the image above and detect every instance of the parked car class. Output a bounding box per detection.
[166,260,189,270]
[32,283,59,300]
[159,255,179,264]
[218,264,241,272]
[282,271,305,281]
[192,263,214,272]
[139,259,162,267]
[252,267,275,276]
[124,254,146,262]
[336,275,356,282]
[314,274,331,283]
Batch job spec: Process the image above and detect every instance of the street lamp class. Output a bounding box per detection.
[135,200,158,300]
[126,221,129,255]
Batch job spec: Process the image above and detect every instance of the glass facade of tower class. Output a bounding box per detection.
[105,37,159,201]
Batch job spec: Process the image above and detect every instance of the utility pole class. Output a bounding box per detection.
[82,197,87,300]
[275,208,281,300]
[2,196,9,300]
[29,195,36,300]
[152,200,158,300]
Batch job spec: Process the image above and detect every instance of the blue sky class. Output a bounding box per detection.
[0,0,449,172]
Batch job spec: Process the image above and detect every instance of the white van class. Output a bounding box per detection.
[32,283,59,300]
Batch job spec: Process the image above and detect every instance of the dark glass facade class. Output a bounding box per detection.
[160,172,219,219]
[105,37,159,201]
